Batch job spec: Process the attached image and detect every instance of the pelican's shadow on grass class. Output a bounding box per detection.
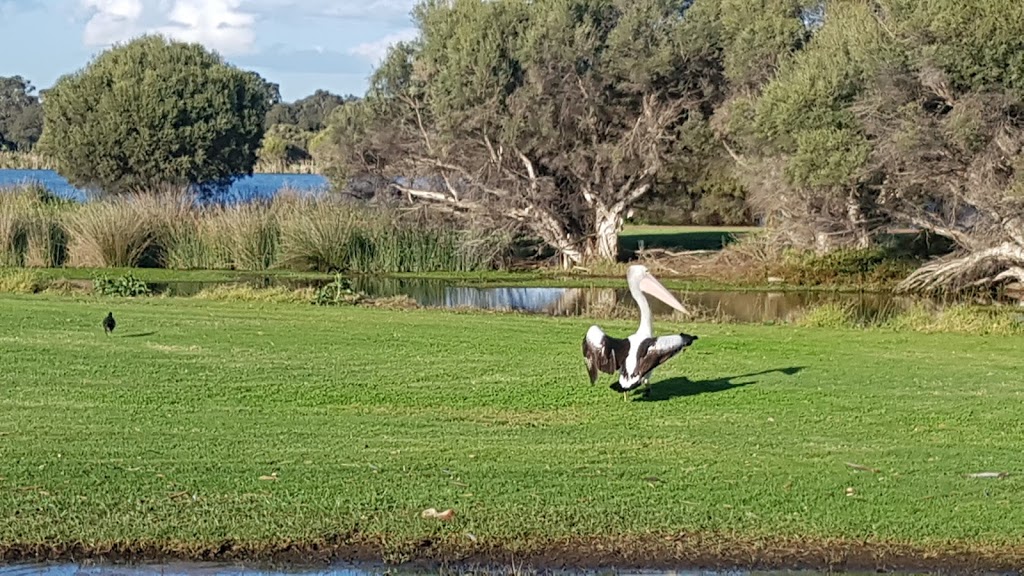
[636,366,806,402]
[120,331,158,338]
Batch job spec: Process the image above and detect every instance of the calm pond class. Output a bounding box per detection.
[147,275,979,325]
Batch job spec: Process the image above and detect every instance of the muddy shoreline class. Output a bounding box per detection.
[2,533,1022,574]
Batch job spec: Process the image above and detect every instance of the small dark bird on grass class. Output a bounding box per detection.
[103,312,116,335]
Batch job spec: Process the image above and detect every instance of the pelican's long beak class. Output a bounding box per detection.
[638,272,690,315]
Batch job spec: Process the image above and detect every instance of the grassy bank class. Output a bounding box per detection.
[0,182,961,292]
[0,265,895,296]
[3,266,1022,336]
[1,295,1023,571]
[619,224,758,252]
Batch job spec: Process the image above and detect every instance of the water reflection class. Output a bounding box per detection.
[346,276,931,323]
[0,563,881,576]
[146,275,948,324]
[0,562,368,575]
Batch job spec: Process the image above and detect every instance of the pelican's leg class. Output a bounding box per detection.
[640,375,652,398]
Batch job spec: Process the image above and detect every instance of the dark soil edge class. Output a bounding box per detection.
[2,533,1023,574]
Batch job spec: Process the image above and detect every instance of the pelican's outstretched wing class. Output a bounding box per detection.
[582,325,630,384]
[623,333,699,386]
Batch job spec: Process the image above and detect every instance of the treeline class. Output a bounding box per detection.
[0,74,355,175]
[256,90,360,173]
[3,1,1023,293]
[312,0,1024,291]
[0,68,722,225]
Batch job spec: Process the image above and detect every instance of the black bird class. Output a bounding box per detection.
[103,312,116,335]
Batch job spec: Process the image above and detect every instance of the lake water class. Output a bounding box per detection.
[0,561,371,575]
[147,275,963,325]
[0,562,892,576]
[0,169,330,202]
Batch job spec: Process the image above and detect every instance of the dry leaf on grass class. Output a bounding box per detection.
[845,462,881,473]
[421,507,456,521]
[965,472,1008,479]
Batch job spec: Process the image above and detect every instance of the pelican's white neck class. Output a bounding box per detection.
[628,275,653,338]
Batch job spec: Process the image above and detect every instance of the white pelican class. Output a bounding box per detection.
[582,264,698,400]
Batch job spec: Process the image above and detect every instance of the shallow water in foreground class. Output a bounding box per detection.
[0,563,911,576]
[147,275,991,325]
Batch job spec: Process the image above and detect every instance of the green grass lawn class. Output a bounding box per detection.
[1,295,1023,569]
[619,224,758,252]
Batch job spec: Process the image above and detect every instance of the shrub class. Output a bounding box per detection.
[312,274,366,306]
[94,272,151,297]
[772,247,917,287]
[37,35,276,197]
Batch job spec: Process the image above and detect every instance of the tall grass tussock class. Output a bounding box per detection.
[0,185,72,267]
[0,184,509,273]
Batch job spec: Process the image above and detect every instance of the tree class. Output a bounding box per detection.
[711,0,880,252]
[291,89,350,132]
[258,123,314,167]
[265,89,353,132]
[318,0,733,266]
[716,0,1024,292]
[37,35,277,196]
[636,0,814,228]
[861,0,1024,292]
[0,75,44,151]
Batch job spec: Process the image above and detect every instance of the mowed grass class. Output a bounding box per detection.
[1,295,1023,559]
[619,224,758,252]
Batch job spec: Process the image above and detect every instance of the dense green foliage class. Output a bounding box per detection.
[715,0,1024,291]
[36,35,276,196]
[0,75,43,151]
[258,89,356,171]
[0,296,1022,565]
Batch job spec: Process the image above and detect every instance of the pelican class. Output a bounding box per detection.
[582,264,698,400]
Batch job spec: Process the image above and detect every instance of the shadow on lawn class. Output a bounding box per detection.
[637,366,805,402]
[121,331,158,338]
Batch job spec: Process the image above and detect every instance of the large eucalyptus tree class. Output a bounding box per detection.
[319,0,734,266]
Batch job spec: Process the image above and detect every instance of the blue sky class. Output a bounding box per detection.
[0,0,420,102]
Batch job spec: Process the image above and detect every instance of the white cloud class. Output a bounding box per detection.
[79,0,256,56]
[244,0,417,23]
[349,27,418,64]
[77,0,418,58]
[156,0,256,55]
[81,0,144,47]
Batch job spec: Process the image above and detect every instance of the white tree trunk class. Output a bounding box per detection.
[593,205,623,262]
[846,189,870,249]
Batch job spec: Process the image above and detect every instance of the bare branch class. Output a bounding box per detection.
[721,141,751,168]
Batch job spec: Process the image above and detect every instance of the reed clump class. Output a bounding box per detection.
[0,184,73,267]
[0,184,511,273]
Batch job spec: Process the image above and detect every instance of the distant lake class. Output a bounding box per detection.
[0,169,330,202]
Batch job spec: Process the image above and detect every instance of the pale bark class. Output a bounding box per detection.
[845,188,870,249]
[897,242,1024,293]
[593,206,623,262]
